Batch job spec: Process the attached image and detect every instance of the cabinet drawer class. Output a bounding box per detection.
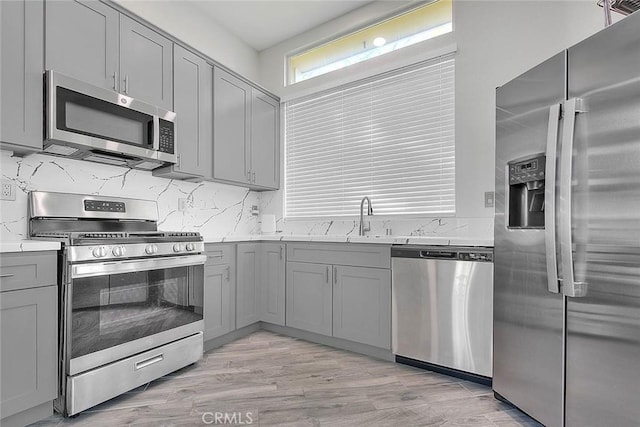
[0,251,57,292]
[204,244,235,267]
[287,243,390,268]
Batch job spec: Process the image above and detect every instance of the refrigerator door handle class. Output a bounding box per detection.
[558,97,588,297]
[544,103,562,294]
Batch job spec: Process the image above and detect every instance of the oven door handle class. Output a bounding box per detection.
[71,254,206,279]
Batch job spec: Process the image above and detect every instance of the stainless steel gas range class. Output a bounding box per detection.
[28,191,205,416]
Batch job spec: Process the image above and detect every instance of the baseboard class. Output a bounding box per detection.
[260,322,394,362]
[203,323,261,352]
[1,401,53,427]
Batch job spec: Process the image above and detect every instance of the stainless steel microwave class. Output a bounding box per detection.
[44,70,177,170]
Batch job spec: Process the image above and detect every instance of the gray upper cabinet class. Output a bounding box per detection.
[260,243,285,326]
[213,67,251,185]
[333,266,391,349]
[251,91,280,189]
[236,243,260,328]
[213,66,280,190]
[154,45,212,179]
[45,0,119,90]
[0,0,44,153]
[45,0,172,110]
[119,14,173,111]
[286,261,333,336]
[1,252,57,423]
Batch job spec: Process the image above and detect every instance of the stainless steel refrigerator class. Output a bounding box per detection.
[494,12,640,427]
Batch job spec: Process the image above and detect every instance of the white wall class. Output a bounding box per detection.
[257,0,613,240]
[114,0,260,81]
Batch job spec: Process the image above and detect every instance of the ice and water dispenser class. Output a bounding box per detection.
[507,154,546,229]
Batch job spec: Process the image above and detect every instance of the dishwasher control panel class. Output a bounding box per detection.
[459,252,493,262]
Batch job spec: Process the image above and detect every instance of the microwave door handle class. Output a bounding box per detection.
[558,97,588,298]
[544,103,561,294]
[152,116,160,151]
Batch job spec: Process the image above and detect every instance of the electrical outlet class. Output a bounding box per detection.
[1,179,15,201]
[251,205,259,216]
[177,198,193,212]
[484,191,495,208]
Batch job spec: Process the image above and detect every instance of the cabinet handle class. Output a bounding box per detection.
[325,266,330,283]
[252,172,256,183]
[247,171,251,182]
[225,266,230,281]
[113,71,118,91]
[124,75,129,94]
[333,266,337,284]
[0,273,14,278]
[279,246,283,260]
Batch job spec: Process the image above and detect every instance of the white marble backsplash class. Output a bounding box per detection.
[0,152,260,241]
[258,190,494,242]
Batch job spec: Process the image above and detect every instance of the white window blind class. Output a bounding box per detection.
[285,54,455,218]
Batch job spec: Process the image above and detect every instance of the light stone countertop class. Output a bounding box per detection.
[0,240,61,253]
[204,234,493,247]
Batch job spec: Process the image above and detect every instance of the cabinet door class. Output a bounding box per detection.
[333,266,391,349]
[236,243,260,328]
[45,0,119,90]
[204,264,235,341]
[119,14,173,110]
[0,285,57,418]
[260,244,285,325]
[213,67,251,185]
[171,45,213,178]
[286,261,332,336]
[251,90,280,189]
[0,0,44,152]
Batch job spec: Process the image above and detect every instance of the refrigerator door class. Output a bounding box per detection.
[565,13,640,427]
[494,52,565,427]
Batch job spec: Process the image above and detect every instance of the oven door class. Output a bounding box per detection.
[65,254,205,376]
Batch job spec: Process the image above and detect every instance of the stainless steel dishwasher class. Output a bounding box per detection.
[392,246,493,382]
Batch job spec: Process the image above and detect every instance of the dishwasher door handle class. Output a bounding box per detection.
[419,251,457,259]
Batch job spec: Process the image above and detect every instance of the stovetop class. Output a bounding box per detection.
[32,231,203,246]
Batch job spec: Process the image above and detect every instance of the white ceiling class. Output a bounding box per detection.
[189,1,376,51]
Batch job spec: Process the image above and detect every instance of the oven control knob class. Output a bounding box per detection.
[173,243,184,253]
[186,243,195,252]
[145,244,158,255]
[112,246,125,257]
[93,246,107,258]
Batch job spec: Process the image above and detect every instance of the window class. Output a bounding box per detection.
[288,0,452,84]
[285,54,455,218]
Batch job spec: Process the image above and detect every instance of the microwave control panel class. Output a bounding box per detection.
[158,119,175,154]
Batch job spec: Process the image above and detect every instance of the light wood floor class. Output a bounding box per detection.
[34,331,541,426]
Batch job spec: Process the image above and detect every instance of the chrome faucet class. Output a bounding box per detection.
[359,196,373,236]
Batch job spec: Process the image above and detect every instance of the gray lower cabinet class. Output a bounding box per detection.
[0,0,44,153]
[333,265,391,349]
[45,0,172,109]
[286,261,333,336]
[0,252,57,425]
[203,244,236,341]
[213,66,280,190]
[236,243,260,328]
[155,45,212,179]
[204,264,235,341]
[260,243,285,326]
